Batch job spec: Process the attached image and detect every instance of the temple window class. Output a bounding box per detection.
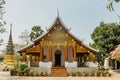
[77,52,89,67]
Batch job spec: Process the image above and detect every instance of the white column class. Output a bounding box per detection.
[65,61,77,68]
[39,62,52,68]
[104,57,109,69]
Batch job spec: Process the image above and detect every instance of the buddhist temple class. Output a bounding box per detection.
[4,24,16,66]
[110,45,120,69]
[17,16,97,68]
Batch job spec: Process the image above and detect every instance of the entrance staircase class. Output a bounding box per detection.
[51,67,67,77]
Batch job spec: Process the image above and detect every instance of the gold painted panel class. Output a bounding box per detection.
[76,44,88,52]
[44,26,73,41]
[26,44,40,52]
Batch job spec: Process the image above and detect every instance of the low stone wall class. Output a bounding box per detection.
[39,62,52,68]
[67,67,97,74]
[86,62,96,67]
[65,61,77,68]
[30,67,51,75]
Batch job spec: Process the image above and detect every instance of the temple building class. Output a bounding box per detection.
[4,24,16,66]
[17,16,97,68]
[110,45,120,69]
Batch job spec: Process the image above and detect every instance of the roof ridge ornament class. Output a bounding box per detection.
[69,27,71,31]
[57,7,59,18]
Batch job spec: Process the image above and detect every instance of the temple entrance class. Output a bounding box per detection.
[117,61,120,69]
[55,50,61,66]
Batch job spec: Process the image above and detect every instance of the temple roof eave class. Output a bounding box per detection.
[17,32,98,54]
[17,43,34,53]
[110,44,120,59]
[67,31,98,53]
[81,42,98,53]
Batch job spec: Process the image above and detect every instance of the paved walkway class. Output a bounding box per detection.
[0,71,120,80]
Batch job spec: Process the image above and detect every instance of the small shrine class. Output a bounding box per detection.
[4,24,16,66]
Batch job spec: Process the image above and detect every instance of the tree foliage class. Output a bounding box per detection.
[107,0,120,11]
[19,30,30,45]
[91,22,120,61]
[15,53,21,61]
[0,0,6,46]
[19,26,44,45]
[30,26,44,41]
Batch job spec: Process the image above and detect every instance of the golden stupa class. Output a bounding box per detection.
[4,24,16,66]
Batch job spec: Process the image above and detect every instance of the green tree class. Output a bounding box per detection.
[15,53,21,61]
[91,22,120,62]
[19,30,30,45]
[0,0,6,46]
[30,26,44,41]
[107,0,120,11]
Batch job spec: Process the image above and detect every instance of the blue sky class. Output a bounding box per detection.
[0,0,120,50]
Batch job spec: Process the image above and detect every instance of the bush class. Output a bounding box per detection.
[29,69,34,76]
[19,63,28,72]
[10,67,15,76]
[3,66,9,71]
[10,62,30,76]
[17,63,29,76]
[24,68,30,73]
[98,66,105,70]
[14,62,20,70]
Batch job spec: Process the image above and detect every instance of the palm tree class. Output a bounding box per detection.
[107,0,120,11]
[30,26,44,41]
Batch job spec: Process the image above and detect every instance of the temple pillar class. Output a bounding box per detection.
[64,41,68,61]
[49,41,52,61]
[65,41,77,68]
[35,55,37,62]
[73,42,76,61]
[40,45,43,61]
[32,55,35,62]
[36,56,39,62]
[104,57,109,69]
[29,54,32,62]
[89,52,93,61]
[22,52,26,62]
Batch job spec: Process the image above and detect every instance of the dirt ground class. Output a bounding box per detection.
[0,71,120,80]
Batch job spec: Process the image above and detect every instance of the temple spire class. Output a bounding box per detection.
[6,23,14,54]
[9,23,12,41]
[4,23,16,66]
[10,23,12,36]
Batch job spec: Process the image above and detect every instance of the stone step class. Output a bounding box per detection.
[51,67,67,77]
[52,69,67,71]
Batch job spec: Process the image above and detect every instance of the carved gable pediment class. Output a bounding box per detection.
[44,26,72,41]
